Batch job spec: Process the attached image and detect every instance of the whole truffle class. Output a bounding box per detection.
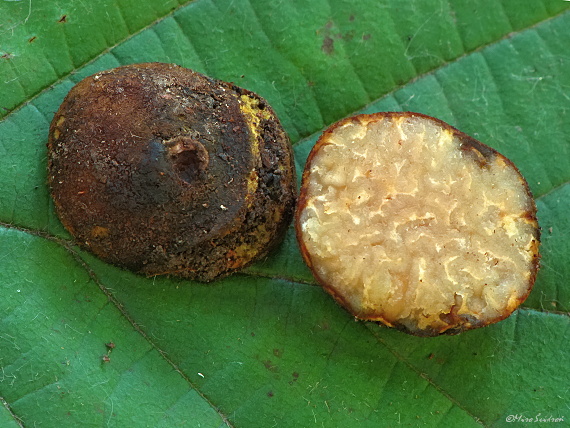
[48,63,296,281]
[296,112,540,336]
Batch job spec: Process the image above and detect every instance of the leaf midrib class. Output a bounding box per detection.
[59,228,235,427]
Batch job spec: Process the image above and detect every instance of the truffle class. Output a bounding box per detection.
[296,112,540,336]
[48,63,296,281]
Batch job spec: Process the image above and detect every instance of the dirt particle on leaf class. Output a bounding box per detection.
[28,36,37,43]
[267,391,274,398]
[58,15,68,23]
[319,321,330,330]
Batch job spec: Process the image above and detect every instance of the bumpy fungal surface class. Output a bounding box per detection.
[48,63,296,281]
[296,112,540,336]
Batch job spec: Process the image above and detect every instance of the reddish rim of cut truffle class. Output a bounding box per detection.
[296,112,540,336]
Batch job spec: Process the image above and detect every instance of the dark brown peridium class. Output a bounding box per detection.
[296,112,540,336]
[48,63,296,281]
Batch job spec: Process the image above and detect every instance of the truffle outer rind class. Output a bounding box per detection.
[48,62,296,281]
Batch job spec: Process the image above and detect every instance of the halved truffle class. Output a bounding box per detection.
[296,112,540,336]
[48,63,296,281]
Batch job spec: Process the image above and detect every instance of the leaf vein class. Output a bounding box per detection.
[365,325,487,427]
[0,0,197,121]
[0,396,24,428]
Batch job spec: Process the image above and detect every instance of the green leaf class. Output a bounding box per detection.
[1,0,569,426]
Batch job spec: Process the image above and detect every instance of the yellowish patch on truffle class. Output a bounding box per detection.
[91,226,110,238]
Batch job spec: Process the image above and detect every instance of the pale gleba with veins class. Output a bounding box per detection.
[296,112,540,336]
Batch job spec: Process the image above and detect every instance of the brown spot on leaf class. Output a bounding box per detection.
[263,360,278,372]
[322,36,334,55]
[58,15,68,23]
